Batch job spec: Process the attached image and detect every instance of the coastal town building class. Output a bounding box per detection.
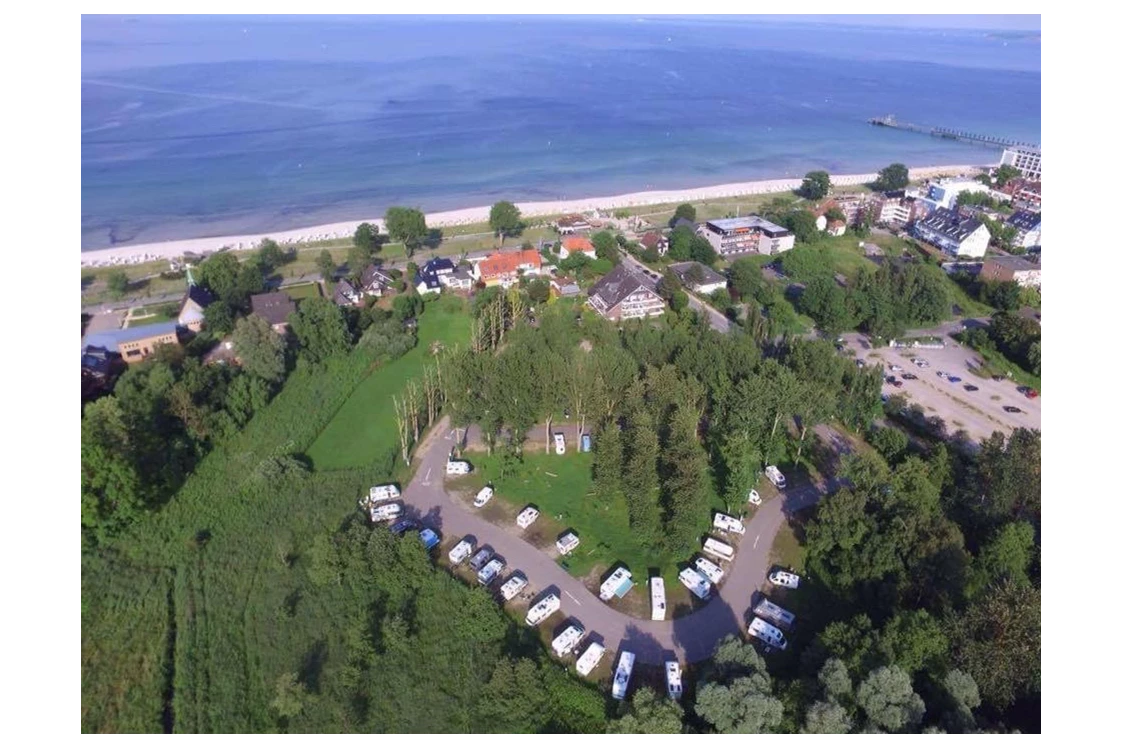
[587,264,665,322]
[557,236,597,260]
[639,231,668,256]
[875,191,928,227]
[667,261,727,295]
[1005,210,1042,249]
[550,276,580,298]
[1000,146,1042,181]
[699,216,794,257]
[359,265,396,297]
[81,344,123,400]
[250,292,297,332]
[415,257,456,295]
[83,321,182,364]
[827,219,846,237]
[919,177,981,212]
[177,268,214,332]
[912,208,991,258]
[555,214,592,234]
[830,194,868,225]
[478,249,542,287]
[442,265,475,291]
[981,255,1041,289]
[333,278,363,306]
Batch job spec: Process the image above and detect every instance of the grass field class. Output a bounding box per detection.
[282,282,322,301]
[305,295,473,470]
[126,303,179,328]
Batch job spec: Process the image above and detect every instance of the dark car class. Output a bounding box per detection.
[992,375,1006,382]
[964,384,979,392]
[1003,405,1023,414]
[901,373,918,380]
[390,519,418,535]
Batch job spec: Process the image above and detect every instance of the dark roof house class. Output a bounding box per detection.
[250,292,297,329]
[587,264,665,321]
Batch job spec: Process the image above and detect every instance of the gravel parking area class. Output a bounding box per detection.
[842,334,1041,443]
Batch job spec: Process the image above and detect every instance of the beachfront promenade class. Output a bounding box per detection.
[80,164,985,268]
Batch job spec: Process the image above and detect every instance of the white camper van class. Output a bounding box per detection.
[678,567,712,600]
[650,576,667,621]
[612,651,635,700]
[765,465,786,489]
[768,569,801,589]
[499,573,528,601]
[369,483,401,502]
[748,489,762,505]
[369,502,402,522]
[448,539,474,566]
[556,532,580,555]
[477,558,505,586]
[748,616,788,650]
[752,597,796,631]
[516,506,539,529]
[526,594,561,626]
[447,459,472,476]
[665,661,683,700]
[712,512,746,534]
[599,567,633,602]
[694,556,725,585]
[575,641,606,677]
[702,536,736,562]
[551,624,585,657]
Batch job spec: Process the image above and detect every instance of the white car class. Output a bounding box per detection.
[526,593,561,626]
[554,432,566,455]
[748,489,762,506]
[665,661,683,700]
[913,358,930,368]
[936,370,948,379]
[889,364,903,372]
[769,569,801,589]
[551,624,585,657]
[765,465,786,489]
[499,573,528,601]
[556,532,580,555]
[474,486,494,508]
[516,506,539,529]
[575,641,605,677]
[448,539,473,565]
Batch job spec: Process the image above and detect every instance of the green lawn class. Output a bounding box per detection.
[282,282,322,301]
[306,296,473,470]
[126,303,179,327]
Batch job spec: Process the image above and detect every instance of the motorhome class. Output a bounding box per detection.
[694,556,725,585]
[765,465,786,489]
[526,593,561,626]
[448,539,473,565]
[599,567,634,602]
[665,661,683,700]
[516,506,539,529]
[477,558,505,585]
[769,569,801,589]
[581,433,592,452]
[752,597,796,631]
[575,641,605,676]
[712,512,746,534]
[554,432,566,454]
[418,528,440,551]
[748,489,762,505]
[612,651,635,700]
[678,567,712,600]
[650,576,667,621]
[468,548,493,572]
[474,486,494,508]
[747,616,788,650]
[369,483,401,502]
[702,536,736,562]
[556,532,580,555]
[551,625,585,657]
[446,459,472,476]
[499,573,528,601]
[369,502,402,523]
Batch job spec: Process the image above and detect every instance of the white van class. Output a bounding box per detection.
[448,539,473,565]
[747,616,788,650]
[516,506,539,529]
[556,532,580,555]
[712,512,746,534]
[526,593,561,626]
[551,624,585,657]
[477,558,505,585]
[612,651,635,700]
[678,567,712,600]
[575,641,605,677]
[665,661,683,700]
[474,486,494,508]
[753,597,796,630]
[650,576,667,621]
[499,573,528,601]
[554,432,566,455]
[768,569,800,589]
[702,536,736,562]
[748,489,762,506]
[765,465,786,489]
[369,483,401,502]
[468,548,493,572]
[694,556,725,585]
[447,460,472,476]
[369,502,402,522]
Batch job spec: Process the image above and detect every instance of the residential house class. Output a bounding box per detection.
[333,278,364,306]
[831,194,869,225]
[557,236,597,260]
[81,344,122,399]
[550,275,581,298]
[478,249,542,288]
[359,264,396,297]
[912,208,991,258]
[1005,210,1041,249]
[555,214,592,234]
[442,265,475,291]
[981,255,1041,289]
[414,257,456,295]
[82,321,182,364]
[699,216,794,257]
[639,231,668,256]
[668,261,727,295]
[177,269,214,332]
[826,219,846,237]
[587,265,665,322]
[250,292,297,332]
[919,178,982,212]
[875,191,928,227]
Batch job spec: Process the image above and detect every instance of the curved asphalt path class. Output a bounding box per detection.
[402,416,830,665]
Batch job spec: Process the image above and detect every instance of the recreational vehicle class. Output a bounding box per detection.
[769,569,801,589]
[678,567,712,600]
[650,576,667,620]
[474,486,494,507]
[551,624,585,657]
[747,616,788,650]
[752,597,796,630]
[665,661,683,700]
[598,567,633,602]
[712,512,746,534]
[448,539,473,565]
[499,573,528,601]
[526,593,561,626]
[516,506,539,529]
[369,483,401,502]
[369,502,402,523]
[612,651,635,700]
[694,556,725,585]
[702,536,736,562]
[556,532,580,555]
[468,548,493,572]
[765,465,786,489]
[575,641,605,676]
[477,558,505,585]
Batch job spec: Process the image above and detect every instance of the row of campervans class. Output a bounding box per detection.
[678,536,737,601]
[524,595,606,679]
[363,483,403,523]
[746,596,797,651]
[609,652,684,702]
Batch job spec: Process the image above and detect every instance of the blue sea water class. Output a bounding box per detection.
[81,15,1041,250]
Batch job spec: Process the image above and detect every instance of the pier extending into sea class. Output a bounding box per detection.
[869,114,1039,151]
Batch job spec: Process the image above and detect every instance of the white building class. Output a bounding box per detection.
[699,216,795,256]
[920,178,983,212]
[667,261,727,295]
[913,208,991,258]
[1005,210,1041,249]
[1000,146,1042,181]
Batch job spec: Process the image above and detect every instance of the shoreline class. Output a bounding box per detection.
[80,163,988,268]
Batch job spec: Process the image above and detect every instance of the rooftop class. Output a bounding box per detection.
[82,321,180,353]
[561,236,595,253]
[705,216,789,236]
[1006,210,1041,231]
[668,261,726,287]
[917,208,986,242]
[587,264,659,310]
[987,254,1040,273]
[250,292,297,327]
[479,249,542,278]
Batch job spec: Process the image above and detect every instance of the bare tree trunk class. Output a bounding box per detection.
[796,424,808,466]
[393,395,411,466]
[545,414,553,452]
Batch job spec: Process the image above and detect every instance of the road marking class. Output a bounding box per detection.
[425,467,431,482]
[565,591,583,606]
[753,534,760,549]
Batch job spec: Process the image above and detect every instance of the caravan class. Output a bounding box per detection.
[551,624,585,657]
[702,536,736,562]
[448,539,474,565]
[369,502,402,523]
[477,558,505,585]
[752,597,796,631]
[712,512,746,535]
[678,567,712,601]
[612,651,635,700]
[650,576,667,621]
[516,506,539,529]
[665,661,683,700]
[599,567,633,602]
[694,556,725,585]
[769,569,801,589]
[747,616,788,651]
[369,483,401,502]
[575,641,605,677]
[499,573,528,601]
[526,593,561,626]
[468,548,494,572]
[556,532,580,556]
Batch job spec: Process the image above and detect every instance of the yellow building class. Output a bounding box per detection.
[82,322,181,363]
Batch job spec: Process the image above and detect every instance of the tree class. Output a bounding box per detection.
[608,687,684,733]
[856,666,925,732]
[231,314,286,383]
[966,521,1035,597]
[670,203,696,226]
[825,206,846,223]
[347,243,372,279]
[257,238,286,272]
[799,170,831,200]
[270,672,306,720]
[353,222,377,253]
[622,405,662,543]
[106,269,129,299]
[670,290,689,313]
[869,426,909,464]
[803,700,852,734]
[591,231,620,264]
[317,250,336,282]
[689,234,718,266]
[202,301,235,336]
[488,201,521,242]
[783,209,821,244]
[979,280,1022,311]
[392,293,424,322]
[289,297,351,364]
[952,580,1040,708]
[728,258,764,301]
[526,278,551,304]
[873,163,910,192]
[818,658,853,701]
[696,636,783,734]
[994,164,1021,188]
[385,207,428,254]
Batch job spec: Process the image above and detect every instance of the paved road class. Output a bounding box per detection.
[620,254,732,333]
[401,417,828,665]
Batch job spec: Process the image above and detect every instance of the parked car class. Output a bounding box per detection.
[936,370,947,379]
[386,516,414,533]
[765,465,786,489]
[418,528,440,551]
[913,358,930,368]
[1003,405,1023,414]
[964,384,979,392]
[992,375,1006,382]
[890,379,904,388]
[948,376,962,383]
[856,359,866,369]
[889,364,903,372]
[474,485,494,508]
[1018,386,1039,399]
[748,489,762,506]
[902,373,918,380]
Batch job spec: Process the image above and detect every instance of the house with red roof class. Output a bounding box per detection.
[558,236,597,261]
[478,249,543,288]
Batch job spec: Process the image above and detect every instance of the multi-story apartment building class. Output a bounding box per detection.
[698,216,794,256]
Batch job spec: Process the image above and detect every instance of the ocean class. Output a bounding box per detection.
[81,15,1041,250]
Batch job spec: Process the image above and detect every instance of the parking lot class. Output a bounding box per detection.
[841,333,1041,443]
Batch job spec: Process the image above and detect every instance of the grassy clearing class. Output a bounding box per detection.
[959,339,1041,392]
[126,303,179,327]
[282,282,322,302]
[305,296,473,470]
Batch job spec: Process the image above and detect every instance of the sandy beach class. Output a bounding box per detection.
[80,164,987,268]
